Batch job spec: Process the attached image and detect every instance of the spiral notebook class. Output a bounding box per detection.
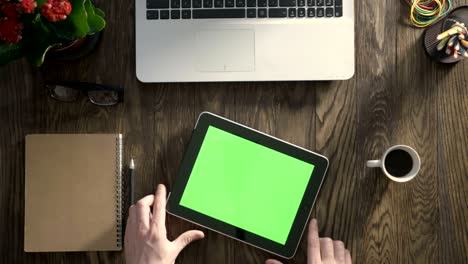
[24,134,123,252]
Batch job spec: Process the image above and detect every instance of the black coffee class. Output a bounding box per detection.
[384,149,413,177]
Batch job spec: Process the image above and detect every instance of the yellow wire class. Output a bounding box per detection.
[409,0,444,28]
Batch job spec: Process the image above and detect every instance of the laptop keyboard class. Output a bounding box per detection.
[146,0,342,19]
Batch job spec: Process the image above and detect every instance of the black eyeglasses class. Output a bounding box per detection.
[46,81,124,106]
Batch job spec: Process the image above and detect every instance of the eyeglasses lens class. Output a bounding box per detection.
[49,85,80,102]
[88,90,120,106]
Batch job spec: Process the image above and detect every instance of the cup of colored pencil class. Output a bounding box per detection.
[423,6,468,64]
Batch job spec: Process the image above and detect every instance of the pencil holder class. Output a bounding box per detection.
[423,6,468,64]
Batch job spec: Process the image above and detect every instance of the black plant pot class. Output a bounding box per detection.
[46,31,102,61]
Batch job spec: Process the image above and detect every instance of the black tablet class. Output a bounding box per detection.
[167,112,329,258]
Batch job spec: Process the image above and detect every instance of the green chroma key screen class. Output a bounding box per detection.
[180,126,315,245]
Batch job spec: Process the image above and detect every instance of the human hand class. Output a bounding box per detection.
[265,219,351,264]
[124,184,205,264]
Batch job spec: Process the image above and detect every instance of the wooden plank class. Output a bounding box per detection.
[397,1,468,263]
[353,0,400,263]
[395,2,441,263]
[0,60,39,263]
[436,18,468,263]
[314,76,358,264]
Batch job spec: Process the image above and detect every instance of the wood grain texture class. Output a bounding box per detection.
[395,3,440,263]
[1,0,468,263]
[354,1,399,263]
[435,11,468,262]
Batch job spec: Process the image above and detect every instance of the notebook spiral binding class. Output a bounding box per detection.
[115,134,123,249]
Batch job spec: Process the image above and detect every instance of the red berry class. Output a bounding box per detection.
[0,17,23,44]
[41,0,72,22]
[19,0,37,14]
[1,3,20,18]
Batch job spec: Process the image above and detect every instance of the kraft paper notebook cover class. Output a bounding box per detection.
[24,134,123,252]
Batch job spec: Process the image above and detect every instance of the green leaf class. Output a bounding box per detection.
[94,7,105,18]
[37,0,48,6]
[29,43,61,66]
[48,20,78,40]
[25,15,61,66]
[84,0,105,34]
[68,0,90,38]
[0,42,23,65]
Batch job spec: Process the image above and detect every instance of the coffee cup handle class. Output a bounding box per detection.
[366,160,382,168]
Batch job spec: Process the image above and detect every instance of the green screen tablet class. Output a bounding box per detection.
[167,112,328,258]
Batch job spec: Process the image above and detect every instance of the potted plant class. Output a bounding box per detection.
[0,0,105,66]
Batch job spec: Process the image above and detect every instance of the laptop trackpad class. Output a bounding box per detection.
[195,30,255,72]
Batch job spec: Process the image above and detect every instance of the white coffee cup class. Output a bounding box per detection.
[366,145,421,182]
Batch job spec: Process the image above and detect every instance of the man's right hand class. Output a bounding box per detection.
[265,219,352,264]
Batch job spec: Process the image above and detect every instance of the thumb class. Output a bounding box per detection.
[174,230,205,252]
[265,259,283,264]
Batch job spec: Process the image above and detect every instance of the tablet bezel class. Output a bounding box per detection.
[167,112,328,258]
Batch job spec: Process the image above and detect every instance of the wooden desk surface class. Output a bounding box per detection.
[1,0,467,263]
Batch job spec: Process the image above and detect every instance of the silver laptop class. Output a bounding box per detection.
[136,0,354,82]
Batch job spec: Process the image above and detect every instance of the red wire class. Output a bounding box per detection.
[404,0,446,11]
